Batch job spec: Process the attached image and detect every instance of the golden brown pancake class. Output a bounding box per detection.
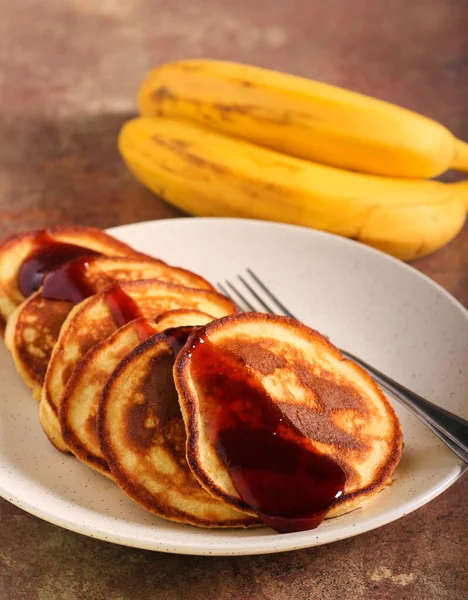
[99,328,258,527]
[0,226,140,331]
[5,256,214,399]
[174,313,402,520]
[60,309,214,476]
[41,280,236,451]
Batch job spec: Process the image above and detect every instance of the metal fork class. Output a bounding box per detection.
[218,269,468,463]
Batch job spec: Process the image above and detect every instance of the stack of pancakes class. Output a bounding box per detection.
[0,226,402,531]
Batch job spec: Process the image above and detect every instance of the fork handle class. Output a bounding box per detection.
[342,350,468,463]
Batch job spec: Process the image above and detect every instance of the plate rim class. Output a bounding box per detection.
[109,217,468,317]
[1,466,463,556]
[1,217,466,556]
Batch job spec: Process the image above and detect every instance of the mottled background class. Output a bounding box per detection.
[0,0,467,598]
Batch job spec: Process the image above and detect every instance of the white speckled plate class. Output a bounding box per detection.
[0,218,466,556]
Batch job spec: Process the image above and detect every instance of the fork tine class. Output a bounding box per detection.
[217,283,243,312]
[225,281,256,312]
[246,268,297,319]
[238,275,276,314]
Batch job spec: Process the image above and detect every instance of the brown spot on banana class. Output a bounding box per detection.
[412,241,428,258]
[346,206,381,241]
[148,88,308,127]
[150,86,178,116]
[151,86,176,102]
[150,135,229,176]
[211,102,292,126]
[235,79,254,88]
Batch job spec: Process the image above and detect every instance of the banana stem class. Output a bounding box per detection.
[451,139,468,173]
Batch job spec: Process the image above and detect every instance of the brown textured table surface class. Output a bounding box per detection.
[1,1,467,598]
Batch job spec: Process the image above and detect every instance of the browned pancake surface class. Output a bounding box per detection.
[175,313,402,519]
[99,330,258,527]
[60,309,214,476]
[0,226,140,330]
[40,280,236,451]
[6,257,213,398]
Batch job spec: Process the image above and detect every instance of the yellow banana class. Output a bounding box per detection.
[451,180,468,211]
[138,59,468,180]
[119,117,466,261]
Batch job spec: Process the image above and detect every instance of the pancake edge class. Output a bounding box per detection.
[98,332,260,528]
[174,312,403,519]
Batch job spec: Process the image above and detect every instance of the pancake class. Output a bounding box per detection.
[99,328,258,527]
[0,226,141,331]
[5,256,212,400]
[60,309,214,476]
[41,280,236,451]
[174,313,402,523]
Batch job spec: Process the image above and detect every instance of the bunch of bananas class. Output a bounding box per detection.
[119,60,468,260]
